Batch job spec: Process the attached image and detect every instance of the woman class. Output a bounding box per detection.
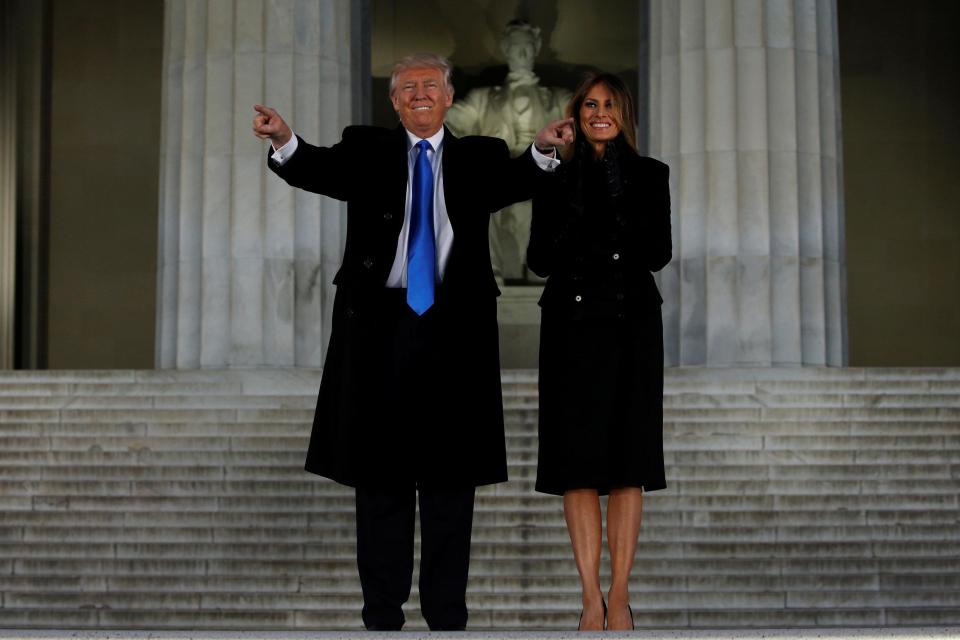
[527,72,672,631]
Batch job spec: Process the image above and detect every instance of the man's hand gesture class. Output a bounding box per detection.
[534,117,575,154]
[252,104,293,149]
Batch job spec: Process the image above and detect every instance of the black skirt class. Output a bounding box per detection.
[535,306,666,496]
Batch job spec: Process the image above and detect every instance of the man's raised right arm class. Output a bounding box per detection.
[252,103,293,150]
[252,104,353,201]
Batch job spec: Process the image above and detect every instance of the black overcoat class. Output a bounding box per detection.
[527,140,672,493]
[527,143,671,312]
[268,125,541,488]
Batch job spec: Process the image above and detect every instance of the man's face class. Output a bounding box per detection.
[390,67,454,138]
[503,31,537,73]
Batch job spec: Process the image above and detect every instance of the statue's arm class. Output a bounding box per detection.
[444,90,485,137]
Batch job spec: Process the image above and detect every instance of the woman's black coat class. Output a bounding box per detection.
[527,140,672,493]
[527,142,672,315]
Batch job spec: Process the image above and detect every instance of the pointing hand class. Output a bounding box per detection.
[252,104,293,149]
[534,117,575,152]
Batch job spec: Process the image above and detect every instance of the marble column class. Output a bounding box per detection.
[157,0,354,368]
[649,0,847,366]
[0,0,16,369]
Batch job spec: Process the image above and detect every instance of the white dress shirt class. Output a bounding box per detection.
[386,127,452,287]
[271,130,559,287]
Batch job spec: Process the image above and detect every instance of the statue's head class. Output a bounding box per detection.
[500,20,541,73]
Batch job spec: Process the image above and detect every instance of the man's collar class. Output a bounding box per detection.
[404,126,445,151]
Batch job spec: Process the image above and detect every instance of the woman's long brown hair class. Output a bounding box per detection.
[561,72,638,162]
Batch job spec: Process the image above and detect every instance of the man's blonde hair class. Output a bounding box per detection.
[389,53,454,96]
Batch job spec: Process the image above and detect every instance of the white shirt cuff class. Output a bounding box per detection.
[271,135,299,165]
[531,145,560,172]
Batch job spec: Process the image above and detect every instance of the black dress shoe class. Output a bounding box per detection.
[364,624,403,631]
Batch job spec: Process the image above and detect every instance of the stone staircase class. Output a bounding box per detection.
[0,368,958,630]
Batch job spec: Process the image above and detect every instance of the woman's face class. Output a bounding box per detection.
[579,82,620,153]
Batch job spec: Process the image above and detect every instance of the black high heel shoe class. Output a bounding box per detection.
[577,598,606,631]
[605,602,635,631]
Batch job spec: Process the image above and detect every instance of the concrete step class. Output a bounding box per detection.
[10,555,954,580]
[661,420,960,436]
[4,406,960,425]
[0,395,316,410]
[6,588,960,611]
[3,432,959,453]
[668,449,960,464]
[661,394,960,408]
[4,493,959,515]
[4,542,960,566]
[0,461,954,482]
[4,477,959,498]
[8,571,958,593]
[0,606,959,630]
[5,522,957,545]
[0,450,307,466]
[4,490,959,512]
[0,382,249,397]
[15,392,960,411]
[1,368,959,631]
[2,631,960,640]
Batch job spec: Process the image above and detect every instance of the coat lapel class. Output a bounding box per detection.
[389,125,409,223]
[440,126,461,229]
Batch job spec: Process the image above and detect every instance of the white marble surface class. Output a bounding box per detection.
[0,0,16,368]
[650,0,847,367]
[157,0,352,369]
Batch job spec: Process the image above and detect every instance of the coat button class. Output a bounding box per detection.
[362,257,373,269]
[345,307,355,318]
[612,253,620,260]
[575,295,582,302]
[616,292,625,301]
[383,212,393,221]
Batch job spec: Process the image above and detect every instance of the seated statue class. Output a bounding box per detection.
[446,20,572,283]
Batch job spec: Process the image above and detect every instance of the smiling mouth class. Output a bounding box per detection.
[590,122,612,129]
[412,106,432,111]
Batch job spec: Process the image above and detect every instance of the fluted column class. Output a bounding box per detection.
[649,0,847,366]
[0,0,15,369]
[157,0,353,368]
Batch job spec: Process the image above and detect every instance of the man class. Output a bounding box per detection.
[445,20,572,282]
[252,53,572,631]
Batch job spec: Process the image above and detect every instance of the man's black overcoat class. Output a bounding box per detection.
[268,125,540,488]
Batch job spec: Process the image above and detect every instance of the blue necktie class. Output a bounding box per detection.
[407,139,435,315]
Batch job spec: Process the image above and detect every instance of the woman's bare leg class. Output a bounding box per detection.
[563,489,604,630]
[606,487,643,630]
